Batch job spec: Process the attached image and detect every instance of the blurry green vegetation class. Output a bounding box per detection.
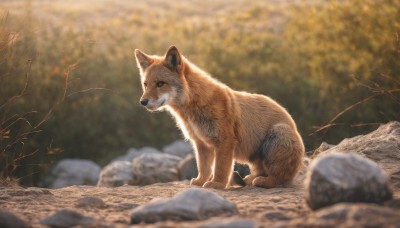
[0,0,399,186]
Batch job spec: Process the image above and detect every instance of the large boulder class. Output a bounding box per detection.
[97,161,133,187]
[305,152,393,210]
[162,140,193,158]
[50,159,101,188]
[312,121,400,189]
[131,153,182,185]
[130,188,238,224]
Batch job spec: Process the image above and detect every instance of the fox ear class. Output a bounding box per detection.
[135,49,153,70]
[164,46,182,72]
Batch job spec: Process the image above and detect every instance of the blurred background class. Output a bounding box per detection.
[0,0,399,186]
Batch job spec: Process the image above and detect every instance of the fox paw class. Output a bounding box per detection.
[243,175,256,186]
[252,176,277,189]
[202,181,226,189]
[190,178,206,186]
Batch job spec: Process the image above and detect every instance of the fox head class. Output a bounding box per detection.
[135,46,186,112]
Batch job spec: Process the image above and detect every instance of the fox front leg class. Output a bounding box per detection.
[190,141,214,186]
[203,140,235,189]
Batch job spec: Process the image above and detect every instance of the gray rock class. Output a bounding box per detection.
[0,210,29,228]
[305,152,393,210]
[130,188,238,224]
[50,159,101,188]
[131,153,182,185]
[40,209,93,228]
[178,154,198,180]
[276,203,400,227]
[111,148,138,162]
[311,203,400,227]
[234,163,250,179]
[312,121,400,189]
[263,211,292,221]
[199,218,257,228]
[114,203,139,211]
[25,187,53,196]
[162,140,193,158]
[97,161,133,187]
[112,147,161,162]
[307,141,333,156]
[293,157,311,185]
[75,196,107,208]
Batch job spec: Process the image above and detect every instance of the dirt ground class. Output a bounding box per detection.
[1,181,399,228]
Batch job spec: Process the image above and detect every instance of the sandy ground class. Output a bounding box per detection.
[0,181,308,227]
[1,181,399,228]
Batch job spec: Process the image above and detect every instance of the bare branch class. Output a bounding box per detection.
[66,88,115,98]
[0,59,32,111]
[310,74,400,137]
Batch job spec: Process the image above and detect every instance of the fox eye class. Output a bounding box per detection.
[156,81,165,88]
[143,82,147,88]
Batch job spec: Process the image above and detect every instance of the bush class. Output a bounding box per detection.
[1,0,399,186]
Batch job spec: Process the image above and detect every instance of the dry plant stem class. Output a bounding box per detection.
[0,60,32,116]
[1,59,112,180]
[311,74,400,136]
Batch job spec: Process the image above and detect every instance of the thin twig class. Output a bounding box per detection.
[310,86,400,136]
[0,60,32,111]
[2,112,37,131]
[66,88,114,98]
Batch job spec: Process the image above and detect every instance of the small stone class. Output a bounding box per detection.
[199,218,257,228]
[0,210,29,228]
[130,188,238,224]
[177,154,198,180]
[75,196,107,208]
[263,211,292,221]
[40,209,94,228]
[114,203,139,211]
[25,187,53,195]
[305,152,393,210]
[97,161,133,187]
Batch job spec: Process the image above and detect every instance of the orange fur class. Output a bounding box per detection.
[135,46,304,189]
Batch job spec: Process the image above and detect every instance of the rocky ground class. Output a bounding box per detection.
[1,122,400,228]
[0,181,399,228]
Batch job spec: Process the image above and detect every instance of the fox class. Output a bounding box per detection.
[134,46,304,189]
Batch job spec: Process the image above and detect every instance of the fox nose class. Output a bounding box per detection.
[140,99,149,106]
